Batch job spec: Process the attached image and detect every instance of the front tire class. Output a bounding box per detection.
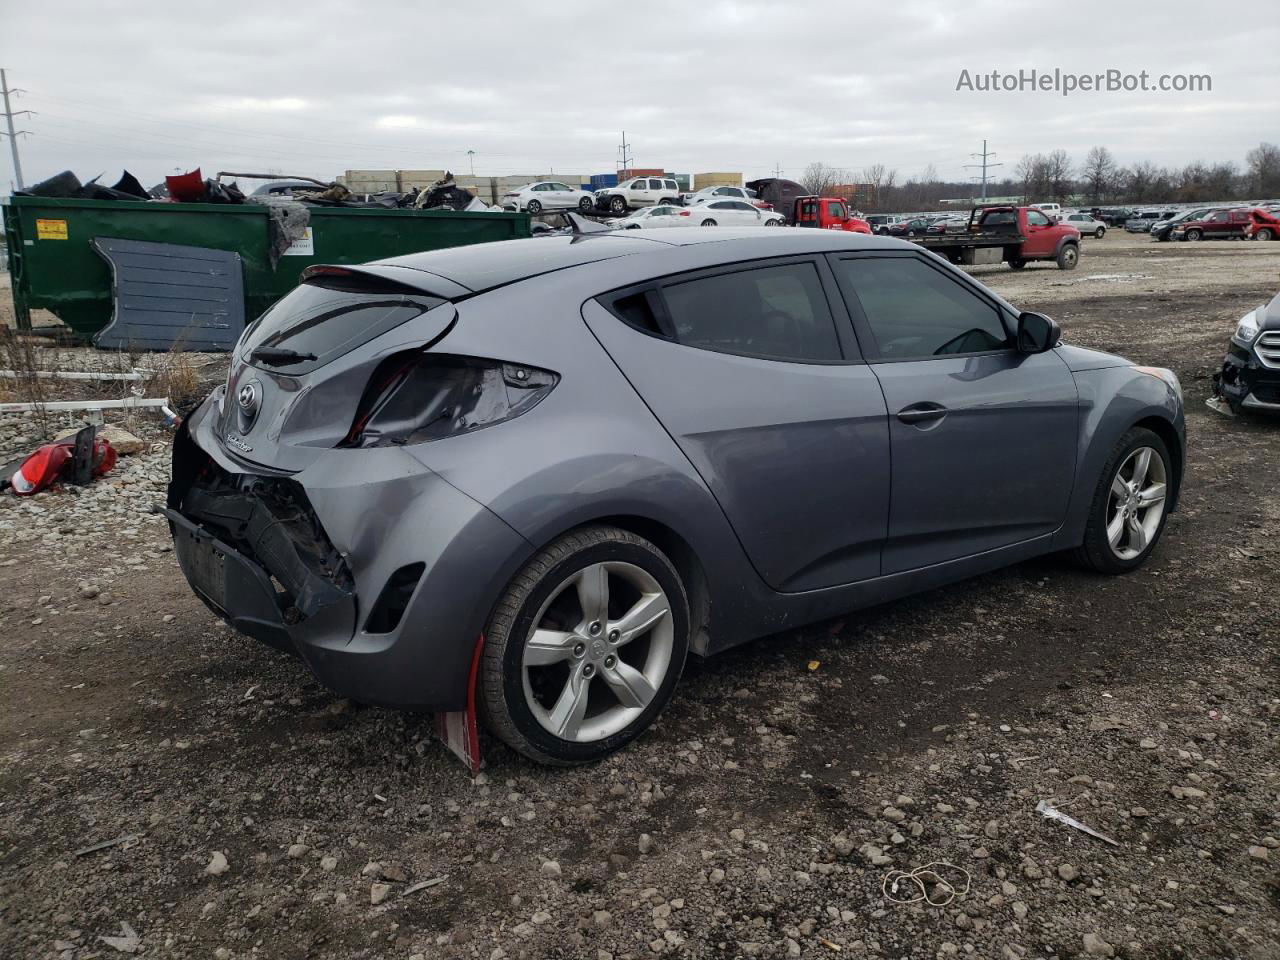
[1008,258,1027,270]
[480,526,690,765]
[609,196,627,215]
[578,196,593,212]
[1185,228,1202,241]
[1056,244,1079,270]
[1094,227,1105,239]
[1074,427,1172,574]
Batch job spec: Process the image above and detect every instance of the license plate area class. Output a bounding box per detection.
[176,528,228,610]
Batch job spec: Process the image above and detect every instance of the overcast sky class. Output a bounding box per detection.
[2,0,1276,194]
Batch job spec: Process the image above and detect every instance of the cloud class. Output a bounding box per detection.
[0,0,1275,192]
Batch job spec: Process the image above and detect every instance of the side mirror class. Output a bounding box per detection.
[1017,311,1060,353]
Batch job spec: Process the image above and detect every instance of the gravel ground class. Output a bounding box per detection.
[1,232,1278,960]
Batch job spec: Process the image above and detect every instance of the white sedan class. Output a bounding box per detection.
[688,198,785,227]
[681,185,766,207]
[608,205,689,229]
[501,180,595,214]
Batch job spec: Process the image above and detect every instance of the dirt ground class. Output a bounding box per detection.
[1,232,1278,960]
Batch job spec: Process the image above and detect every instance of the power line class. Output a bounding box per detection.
[963,139,1003,201]
[2,68,33,190]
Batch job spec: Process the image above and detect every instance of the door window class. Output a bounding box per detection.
[665,180,678,192]
[659,262,843,363]
[827,201,846,219]
[1026,210,1052,226]
[838,256,1010,359]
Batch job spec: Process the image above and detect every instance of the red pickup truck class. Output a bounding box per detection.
[794,197,872,233]
[915,205,1082,270]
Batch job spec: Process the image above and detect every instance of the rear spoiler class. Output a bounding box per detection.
[300,263,471,299]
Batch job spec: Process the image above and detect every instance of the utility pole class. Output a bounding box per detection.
[2,68,32,191]
[773,161,784,178]
[617,131,632,174]
[466,149,476,176]
[963,139,1002,202]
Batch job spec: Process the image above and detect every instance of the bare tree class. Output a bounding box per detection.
[1045,150,1073,202]
[1245,142,1280,196]
[1015,153,1050,202]
[860,164,898,210]
[1082,146,1117,203]
[800,162,844,196]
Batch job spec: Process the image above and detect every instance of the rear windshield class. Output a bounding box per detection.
[241,280,444,373]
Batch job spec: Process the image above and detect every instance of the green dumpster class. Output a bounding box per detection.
[1,195,531,339]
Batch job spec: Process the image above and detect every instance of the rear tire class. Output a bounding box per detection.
[526,199,542,214]
[1255,227,1274,242]
[1008,258,1027,270]
[701,218,717,227]
[1056,244,1079,270]
[1073,427,1172,575]
[479,526,690,766]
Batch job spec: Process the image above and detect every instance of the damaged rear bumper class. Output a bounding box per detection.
[166,393,533,711]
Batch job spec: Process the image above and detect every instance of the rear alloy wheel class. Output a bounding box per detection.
[610,196,627,215]
[1185,228,1202,241]
[1074,427,1172,574]
[1056,244,1079,270]
[480,526,689,765]
[578,196,593,212]
[1255,227,1274,242]
[701,218,717,227]
[526,199,542,214]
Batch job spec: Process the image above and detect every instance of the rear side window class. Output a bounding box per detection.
[660,262,842,363]
[242,280,444,373]
[837,257,1009,360]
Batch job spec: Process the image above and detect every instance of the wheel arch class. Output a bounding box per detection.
[1133,414,1183,512]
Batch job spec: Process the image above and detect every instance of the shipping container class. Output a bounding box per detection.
[618,168,665,181]
[341,169,447,192]
[668,173,692,191]
[693,172,744,190]
[590,173,619,189]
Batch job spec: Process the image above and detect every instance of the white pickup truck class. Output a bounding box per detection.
[594,176,682,215]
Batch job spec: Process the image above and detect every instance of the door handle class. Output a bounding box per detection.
[897,404,948,425]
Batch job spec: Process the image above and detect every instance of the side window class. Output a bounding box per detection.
[827,201,846,219]
[648,178,663,190]
[838,256,1010,360]
[665,180,678,192]
[659,262,842,363]
[1026,210,1052,226]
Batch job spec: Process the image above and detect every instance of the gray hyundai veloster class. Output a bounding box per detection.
[167,227,1185,764]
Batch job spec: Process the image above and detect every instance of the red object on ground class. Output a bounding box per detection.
[435,634,485,773]
[10,443,71,495]
[165,168,206,203]
[9,436,117,495]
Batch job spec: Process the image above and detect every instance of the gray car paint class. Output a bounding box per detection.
[170,228,1186,712]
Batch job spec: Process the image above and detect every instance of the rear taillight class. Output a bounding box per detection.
[340,354,558,448]
[679,211,690,217]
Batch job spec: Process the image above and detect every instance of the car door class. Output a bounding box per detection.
[547,182,571,208]
[1202,211,1230,237]
[1021,208,1058,256]
[830,251,1078,575]
[583,257,890,591]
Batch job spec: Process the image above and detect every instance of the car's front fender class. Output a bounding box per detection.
[1054,365,1186,550]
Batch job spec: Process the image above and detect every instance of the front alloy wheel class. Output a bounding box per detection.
[480,526,689,764]
[1075,427,1172,573]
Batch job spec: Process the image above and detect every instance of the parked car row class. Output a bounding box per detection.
[608,201,785,229]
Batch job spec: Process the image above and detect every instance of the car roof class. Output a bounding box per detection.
[366,230,899,294]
